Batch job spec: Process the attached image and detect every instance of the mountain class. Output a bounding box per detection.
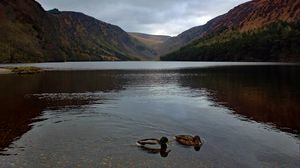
[0,0,155,63]
[129,33,170,49]
[2,0,299,63]
[49,11,156,61]
[129,33,170,59]
[157,15,224,55]
[160,0,300,62]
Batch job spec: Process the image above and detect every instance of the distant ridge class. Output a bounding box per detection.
[129,32,170,57]
[129,33,170,47]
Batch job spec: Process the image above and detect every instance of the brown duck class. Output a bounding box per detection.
[175,135,203,151]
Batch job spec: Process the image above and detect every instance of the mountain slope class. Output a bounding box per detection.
[0,0,60,62]
[129,33,170,48]
[159,0,300,61]
[129,33,170,59]
[161,21,300,61]
[49,10,156,61]
[0,0,155,63]
[157,15,224,55]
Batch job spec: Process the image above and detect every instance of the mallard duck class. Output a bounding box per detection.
[136,137,169,146]
[175,135,203,151]
[136,137,170,157]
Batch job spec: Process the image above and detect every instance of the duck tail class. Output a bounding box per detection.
[136,141,143,146]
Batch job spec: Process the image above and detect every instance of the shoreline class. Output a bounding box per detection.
[0,62,299,73]
[0,67,43,74]
[0,68,12,74]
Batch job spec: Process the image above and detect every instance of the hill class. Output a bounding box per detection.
[0,0,155,63]
[129,33,170,59]
[160,0,300,62]
[129,33,170,48]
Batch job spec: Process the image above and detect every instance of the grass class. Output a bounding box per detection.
[10,66,44,74]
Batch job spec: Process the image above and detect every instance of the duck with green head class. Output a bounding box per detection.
[136,137,170,157]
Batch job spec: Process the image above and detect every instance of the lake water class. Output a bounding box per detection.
[0,62,299,167]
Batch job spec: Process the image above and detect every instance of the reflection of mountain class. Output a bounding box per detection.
[0,71,125,151]
[178,66,300,134]
[1,67,299,152]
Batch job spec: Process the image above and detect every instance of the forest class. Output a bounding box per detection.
[161,21,300,62]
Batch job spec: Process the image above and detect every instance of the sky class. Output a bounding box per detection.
[36,0,249,36]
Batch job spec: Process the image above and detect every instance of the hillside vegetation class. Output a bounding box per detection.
[129,33,170,48]
[0,0,156,63]
[159,0,300,61]
[161,21,300,62]
[1,0,299,62]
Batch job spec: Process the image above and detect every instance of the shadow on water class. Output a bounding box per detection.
[178,65,300,135]
[0,71,126,152]
[138,146,171,158]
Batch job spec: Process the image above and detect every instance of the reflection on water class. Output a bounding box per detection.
[138,145,171,158]
[0,65,299,167]
[178,66,300,134]
[0,71,125,151]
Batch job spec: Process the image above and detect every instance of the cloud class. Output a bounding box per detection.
[36,0,249,36]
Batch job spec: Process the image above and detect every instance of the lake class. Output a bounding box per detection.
[0,62,299,167]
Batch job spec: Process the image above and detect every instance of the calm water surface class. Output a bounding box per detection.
[0,62,299,167]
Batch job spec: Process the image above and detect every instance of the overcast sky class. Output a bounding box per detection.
[36,0,249,36]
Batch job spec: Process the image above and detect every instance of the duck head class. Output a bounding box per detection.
[159,137,168,146]
[193,136,202,151]
[194,136,201,143]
